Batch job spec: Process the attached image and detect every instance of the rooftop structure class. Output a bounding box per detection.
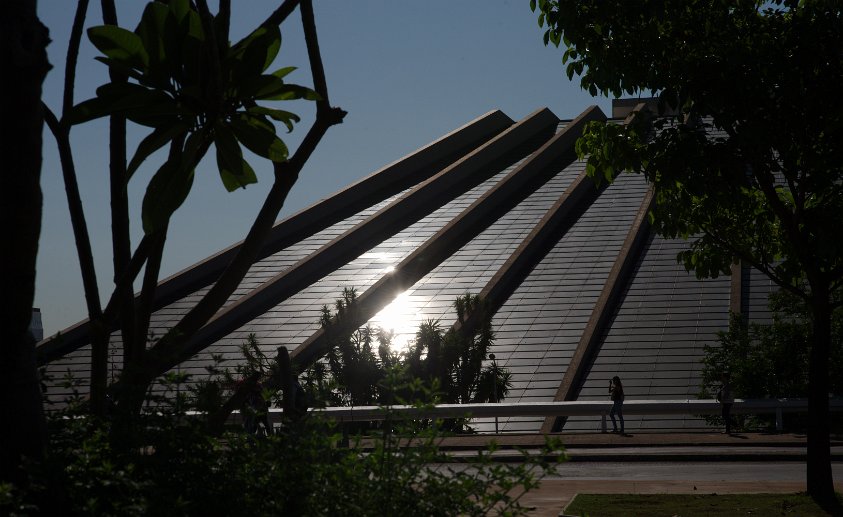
[39,100,775,433]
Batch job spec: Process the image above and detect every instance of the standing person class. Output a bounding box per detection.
[717,372,734,434]
[243,381,272,436]
[609,376,625,434]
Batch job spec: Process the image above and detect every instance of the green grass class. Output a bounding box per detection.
[564,493,843,517]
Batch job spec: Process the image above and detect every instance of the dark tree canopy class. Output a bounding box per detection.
[533,0,843,505]
[536,0,843,294]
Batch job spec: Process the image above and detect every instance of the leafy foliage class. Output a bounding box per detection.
[303,291,513,431]
[69,0,318,233]
[700,294,843,430]
[315,288,391,406]
[3,358,560,516]
[405,294,511,406]
[532,0,843,291]
[532,1,843,498]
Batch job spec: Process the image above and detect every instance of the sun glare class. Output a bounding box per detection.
[370,290,418,353]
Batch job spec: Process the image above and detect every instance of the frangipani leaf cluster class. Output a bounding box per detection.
[69,0,319,233]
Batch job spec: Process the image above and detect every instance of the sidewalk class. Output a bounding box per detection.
[436,430,841,450]
[432,432,843,516]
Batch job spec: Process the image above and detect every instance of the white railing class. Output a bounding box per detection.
[246,398,843,433]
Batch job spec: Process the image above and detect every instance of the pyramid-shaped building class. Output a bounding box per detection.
[39,100,775,433]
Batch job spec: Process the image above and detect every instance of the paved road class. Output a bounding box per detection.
[433,434,843,515]
[448,444,843,461]
[549,460,843,482]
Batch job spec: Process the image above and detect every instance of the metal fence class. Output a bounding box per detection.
[247,398,843,433]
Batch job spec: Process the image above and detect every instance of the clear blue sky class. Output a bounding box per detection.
[35,1,613,336]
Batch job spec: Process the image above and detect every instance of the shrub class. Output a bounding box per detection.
[700,292,843,431]
[4,352,562,516]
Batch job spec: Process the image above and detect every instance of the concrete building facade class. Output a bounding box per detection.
[39,100,775,432]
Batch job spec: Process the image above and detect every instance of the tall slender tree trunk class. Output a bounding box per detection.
[0,0,51,484]
[101,0,138,371]
[806,288,836,505]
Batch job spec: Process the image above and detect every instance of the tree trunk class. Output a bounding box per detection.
[101,0,138,371]
[89,322,110,415]
[806,288,836,505]
[0,0,51,484]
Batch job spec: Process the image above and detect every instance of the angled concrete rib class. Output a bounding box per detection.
[175,108,561,367]
[291,106,606,365]
[473,157,609,317]
[541,187,655,434]
[539,102,661,433]
[153,110,515,308]
[36,110,512,365]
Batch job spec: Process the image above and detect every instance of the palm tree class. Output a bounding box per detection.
[308,291,512,432]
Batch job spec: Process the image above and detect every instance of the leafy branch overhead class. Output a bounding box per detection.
[68,0,319,233]
[532,0,843,293]
[37,0,345,422]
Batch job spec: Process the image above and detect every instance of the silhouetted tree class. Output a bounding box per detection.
[701,292,843,430]
[0,0,51,486]
[39,0,345,418]
[310,291,512,431]
[534,0,843,503]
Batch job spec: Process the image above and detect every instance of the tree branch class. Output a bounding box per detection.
[133,229,167,361]
[117,0,345,408]
[62,0,89,118]
[56,0,114,413]
[260,0,301,30]
[753,163,819,288]
[195,0,223,118]
[696,218,808,301]
[43,107,103,321]
[101,235,153,322]
[100,0,116,25]
[300,0,329,115]
[217,0,231,47]
[100,0,136,366]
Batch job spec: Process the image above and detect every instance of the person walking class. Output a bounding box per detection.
[717,372,734,434]
[609,375,625,434]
